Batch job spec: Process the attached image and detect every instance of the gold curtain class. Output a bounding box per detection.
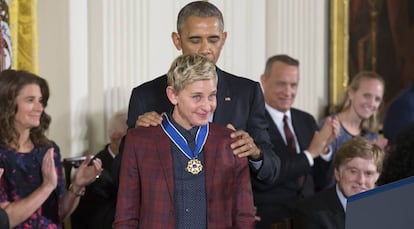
[329,0,349,107]
[9,0,38,73]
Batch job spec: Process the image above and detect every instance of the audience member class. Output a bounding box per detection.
[378,124,414,185]
[96,110,128,170]
[114,0,280,193]
[254,54,339,228]
[383,82,414,144]
[71,110,127,229]
[114,54,256,228]
[320,71,387,187]
[293,136,385,229]
[0,70,102,228]
[0,168,9,229]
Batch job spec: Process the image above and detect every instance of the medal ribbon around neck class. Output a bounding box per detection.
[161,113,208,161]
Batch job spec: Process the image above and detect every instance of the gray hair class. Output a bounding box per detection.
[107,110,127,137]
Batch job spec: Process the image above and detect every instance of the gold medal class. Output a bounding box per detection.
[186,159,203,175]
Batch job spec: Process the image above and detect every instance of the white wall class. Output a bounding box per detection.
[38,0,329,158]
[38,0,72,157]
[266,0,329,120]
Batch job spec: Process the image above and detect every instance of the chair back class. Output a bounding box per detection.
[62,156,86,188]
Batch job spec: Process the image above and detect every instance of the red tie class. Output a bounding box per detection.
[283,115,297,154]
[283,115,305,186]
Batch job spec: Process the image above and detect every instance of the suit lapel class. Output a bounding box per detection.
[265,111,287,152]
[328,187,346,228]
[332,211,346,229]
[290,110,306,150]
[156,133,175,204]
[213,68,233,125]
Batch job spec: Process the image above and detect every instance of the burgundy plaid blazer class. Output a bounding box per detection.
[113,123,255,229]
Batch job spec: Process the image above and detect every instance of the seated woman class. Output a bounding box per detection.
[0,70,102,228]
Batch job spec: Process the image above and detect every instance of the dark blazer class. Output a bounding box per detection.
[94,144,116,171]
[293,186,345,229]
[113,123,255,228]
[123,67,280,184]
[383,83,414,143]
[254,108,330,228]
[71,144,116,229]
[0,208,9,229]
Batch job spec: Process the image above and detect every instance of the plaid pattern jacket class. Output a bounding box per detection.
[113,123,255,229]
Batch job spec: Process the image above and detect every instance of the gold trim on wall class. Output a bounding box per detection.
[10,0,39,73]
[329,0,349,106]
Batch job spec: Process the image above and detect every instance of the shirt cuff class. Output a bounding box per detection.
[320,146,333,161]
[249,160,263,170]
[303,150,314,166]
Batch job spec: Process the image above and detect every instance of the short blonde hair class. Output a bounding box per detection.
[334,136,385,173]
[167,54,217,93]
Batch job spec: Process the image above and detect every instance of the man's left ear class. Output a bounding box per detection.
[334,168,340,183]
[222,31,227,44]
[260,74,265,84]
[166,86,178,105]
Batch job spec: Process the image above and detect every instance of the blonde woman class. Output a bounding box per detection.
[320,71,387,187]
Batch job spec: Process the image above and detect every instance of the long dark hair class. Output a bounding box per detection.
[0,69,51,150]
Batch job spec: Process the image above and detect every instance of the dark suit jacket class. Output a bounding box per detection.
[383,83,414,143]
[254,108,329,227]
[121,67,280,184]
[71,144,116,229]
[0,208,9,229]
[113,123,255,228]
[293,186,345,229]
[94,144,116,171]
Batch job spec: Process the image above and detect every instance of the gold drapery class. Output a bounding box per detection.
[9,0,38,73]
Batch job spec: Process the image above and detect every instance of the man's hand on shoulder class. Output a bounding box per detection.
[136,111,163,127]
[226,124,262,160]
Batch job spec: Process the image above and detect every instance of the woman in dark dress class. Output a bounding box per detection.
[0,70,102,228]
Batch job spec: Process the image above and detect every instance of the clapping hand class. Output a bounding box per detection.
[72,155,103,187]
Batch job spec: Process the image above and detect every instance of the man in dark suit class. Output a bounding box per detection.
[114,54,255,228]
[293,186,344,229]
[71,111,127,229]
[255,55,339,228]
[116,0,281,190]
[110,2,282,226]
[293,137,384,229]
